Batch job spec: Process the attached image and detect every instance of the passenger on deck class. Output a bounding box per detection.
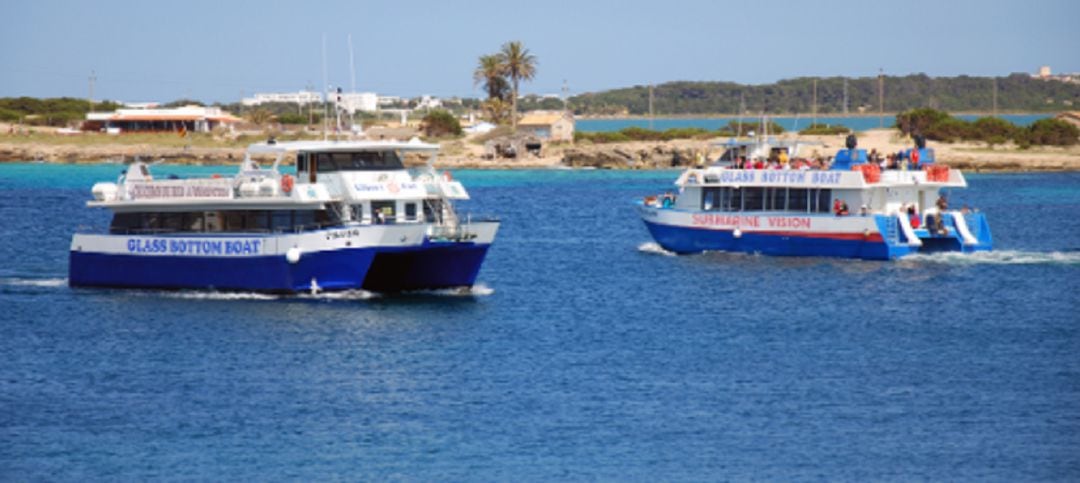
[834,199,849,216]
[907,206,921,229]
[778,150,789,168]
[936,194,948,212]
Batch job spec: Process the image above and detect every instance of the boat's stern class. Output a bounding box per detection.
[361,219,500,293]
[875,211,992,259]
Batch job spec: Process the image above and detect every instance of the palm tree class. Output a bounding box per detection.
[497,41,537,132]
[473,54,509,101]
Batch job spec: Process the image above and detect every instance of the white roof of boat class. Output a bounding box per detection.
[247,138,439,154]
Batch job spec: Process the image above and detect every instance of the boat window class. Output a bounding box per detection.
[245,211,270,231]
[423,199,443,223]
[813,189,832,213]
[405,202,418,220]
[293,210,316,230]
[768,188,786,211]
[743,188,765,211]
[223,211,246,231]
[296,153,308,171]
[315,153,340,172]
[184,212,204,232]
[109,213,142,233]
[701,188,720,211]
[788,188,809,212]
[726,188,743,212]
[204,212,221,231]
[371,201,396,224]
[271,211,293,232]
[310,150,405,172]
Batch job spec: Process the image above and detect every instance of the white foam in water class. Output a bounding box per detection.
[296,289,379,300]
[160,291,281,301]
[637,242,676,257]
[404,283,495,297]
[902,250,1080,266]
[1,277,68,287]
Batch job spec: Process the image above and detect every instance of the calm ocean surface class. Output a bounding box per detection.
[578,114,1051,133]
[1,163,1078,480]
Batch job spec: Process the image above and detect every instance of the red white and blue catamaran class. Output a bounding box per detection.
[70,139,498,293]
[638,136,992,260]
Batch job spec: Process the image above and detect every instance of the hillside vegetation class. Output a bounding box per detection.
[569,74,1080,115]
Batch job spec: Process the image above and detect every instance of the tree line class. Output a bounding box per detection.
[568,74,1080,116]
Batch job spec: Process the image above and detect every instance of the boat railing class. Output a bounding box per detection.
[427,212,498,242]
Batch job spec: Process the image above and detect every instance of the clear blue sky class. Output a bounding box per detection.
[2,0,1077,103]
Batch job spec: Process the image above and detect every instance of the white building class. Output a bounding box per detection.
[241,91,324,107]
[378,96,404,106]
[329,92,379,114]
[416,95,442,110]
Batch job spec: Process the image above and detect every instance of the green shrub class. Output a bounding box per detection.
[1024,118,1079,146]
[925,117,974,142]
[896,108,950,136]
[420,110,462,137]
[970,117,1018,142]
[799,123,851,135]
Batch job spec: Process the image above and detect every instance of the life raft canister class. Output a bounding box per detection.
[281,174,295,193]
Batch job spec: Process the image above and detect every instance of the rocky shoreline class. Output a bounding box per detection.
[2,129,1079,172]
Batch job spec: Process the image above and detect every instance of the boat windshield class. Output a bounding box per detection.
[299,150,405,172]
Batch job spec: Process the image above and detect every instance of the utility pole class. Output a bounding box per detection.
[648,84,654,130]
[878,68,884,128]
[87,70,96,112]
[811,78,818,126]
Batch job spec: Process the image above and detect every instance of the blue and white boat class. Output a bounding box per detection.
[637,138,992,260]
[69,139,498,292]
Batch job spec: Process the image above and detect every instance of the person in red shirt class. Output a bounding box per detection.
[907,206,921,228]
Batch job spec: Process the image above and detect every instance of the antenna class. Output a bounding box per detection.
[347,33,359,135]
[348,34,357,94]
[322,34,328,140]
[811,78,818,127]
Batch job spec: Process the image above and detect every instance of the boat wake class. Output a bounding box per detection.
[400,283,495,297]
[158,291,282,301]
[0,277,68,288]
[637,242,677,257]
[901,250,1080,266]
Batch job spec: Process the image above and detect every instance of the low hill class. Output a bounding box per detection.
[568,74,1080,116]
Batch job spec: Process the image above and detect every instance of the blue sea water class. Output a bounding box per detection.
[1,163,1079,480]
[578,114,1051,133]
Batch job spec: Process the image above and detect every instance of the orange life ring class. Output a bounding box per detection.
[281,174,295,193]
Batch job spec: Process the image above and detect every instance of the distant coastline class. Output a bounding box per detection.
[577,112,1053,120]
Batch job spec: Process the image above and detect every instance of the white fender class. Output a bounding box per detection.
[286,247,302,264]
